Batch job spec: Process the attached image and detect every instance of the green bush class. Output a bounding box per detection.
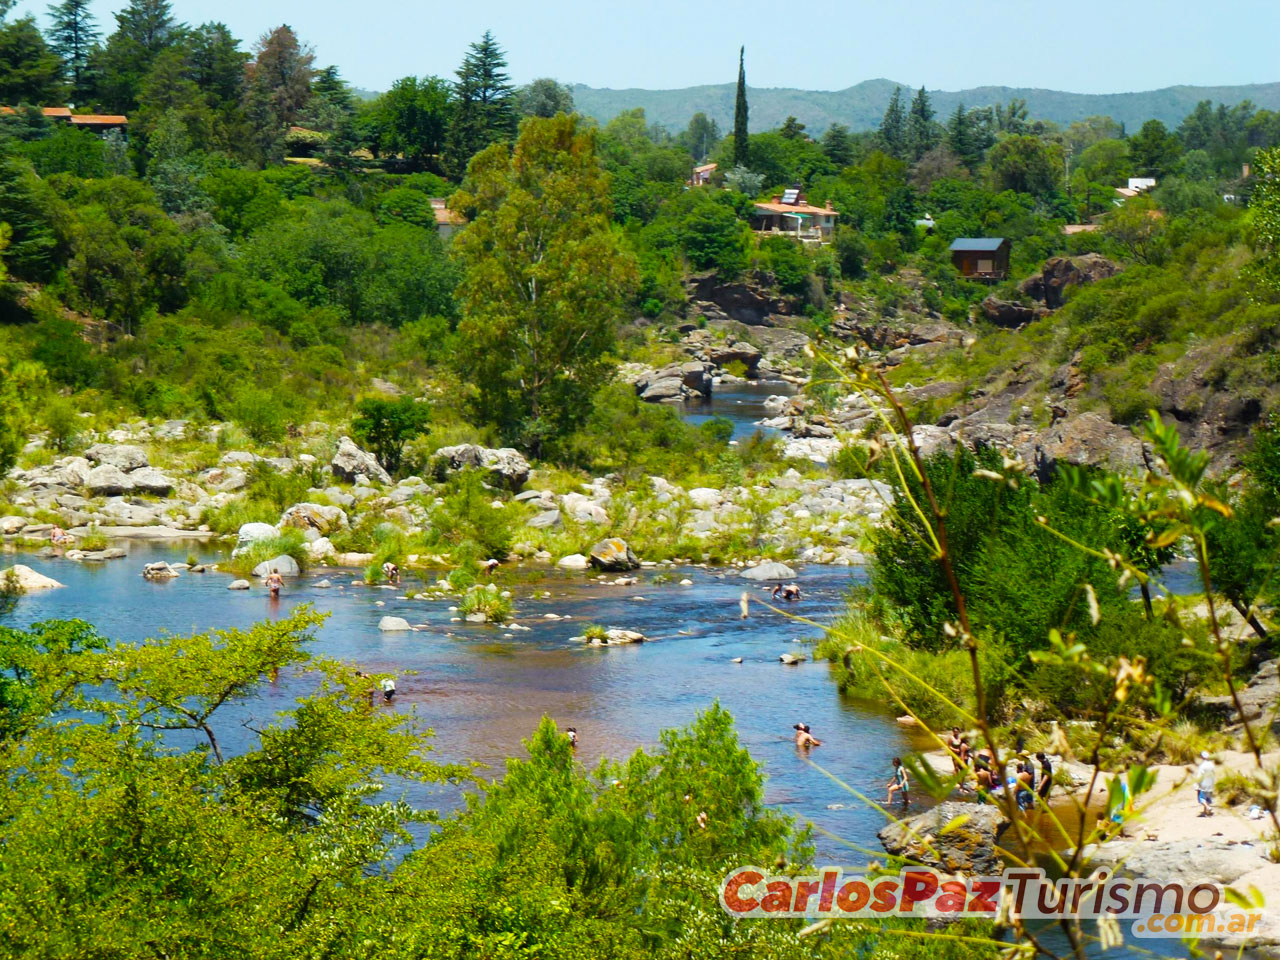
[222,531,308,577]
[424,470,512,559]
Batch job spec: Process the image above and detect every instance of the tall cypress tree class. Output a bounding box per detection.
[879,85,906,159]
[732,46,748,167]
[907,85,938,161]
[45,0,99,102]
[947,101,978,169]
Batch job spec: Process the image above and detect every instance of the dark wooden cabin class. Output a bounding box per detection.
[949,238,1011,280]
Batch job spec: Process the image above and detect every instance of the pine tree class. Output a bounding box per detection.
[45,0,99,102]
[820,122,855,168]
[96,0,181,112]
[733,46,748,167]
[906,85,938,161]
[947,101,978,170]
[879,85,906,159]
[444,30,516,177]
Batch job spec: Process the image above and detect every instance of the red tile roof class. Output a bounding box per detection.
[69,114,128,125]
[753,200,837,217]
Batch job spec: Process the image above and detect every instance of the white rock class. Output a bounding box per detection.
[378,616,412,632]
[227,579,252,590]
[252,555,300,578]
[237,522,279,544]
[1,564,64,591]
[556,553,589,570]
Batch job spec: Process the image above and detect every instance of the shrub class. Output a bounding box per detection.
[351,395,430,475]
[424,470,513,559]
[223,531,308,577]
[43,398,80,452]
[77,525,108,551]
[458,587,513,623]
[230,388,286,444]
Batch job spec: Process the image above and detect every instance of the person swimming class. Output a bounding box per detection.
[793,723,821,748]
[772,583,801,601]
[265,568,283,598]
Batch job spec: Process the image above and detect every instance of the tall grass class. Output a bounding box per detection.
[223,531,309,578]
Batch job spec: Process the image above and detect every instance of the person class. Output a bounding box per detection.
[1015,764,1036,811]
[1108,772,1132,830]
[975,765,994,804]
[1196,750,1217,817]
[793,723,821,749]
[481,558,500,577]
[887,757,910,806]
[50,525,73,546]
[266,568,283,598]
[958,736,972,768]
[945,727,964,773]
[382,560,399,584]
[567,727,578,751]
[380,675,396,703]
[1036,752,1053,801]
[772,583,801,601]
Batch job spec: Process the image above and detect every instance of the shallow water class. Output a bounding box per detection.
[1,541,930,860]
[681,379,798,441]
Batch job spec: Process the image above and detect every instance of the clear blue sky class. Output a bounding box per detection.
[11,0,1280,94]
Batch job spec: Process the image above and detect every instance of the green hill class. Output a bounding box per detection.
[569,79,1280,134]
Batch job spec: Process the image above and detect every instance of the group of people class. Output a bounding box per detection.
[792,722,913,807]
[945,728,1053,809]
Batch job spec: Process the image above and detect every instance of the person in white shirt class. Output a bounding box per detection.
[1196,750,1216,817]
[380,675,396,703]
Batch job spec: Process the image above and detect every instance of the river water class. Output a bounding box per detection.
[681,379,797,440]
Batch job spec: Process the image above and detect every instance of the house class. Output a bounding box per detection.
[751,188,838,243]
[689,162,717,187]
[68,114,128,136]
[1127,177,1156,192]
[430,198,466,240]
[949,238,1010,280]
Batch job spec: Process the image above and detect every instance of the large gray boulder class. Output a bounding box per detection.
[878,801,1010,875]
[432,444,531,490]
[127,467,177,495]
[0,564,64,591]
[279,502,349,535]
[638,377,685,402]
[527,509,562,530]
[252,554,301,578]
[588,537,640,571]
[741,560,796,581]
[0,516,27,535]
[84,464,135,496]
[378,616,412,632]
[85,443,149,472]
[237,522,279,544]
[331,436,392,485]
[1020,253,1122,309]
[1029,413,1146,481]
[707,341,763,375]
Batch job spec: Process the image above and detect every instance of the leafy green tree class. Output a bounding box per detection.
[1252,145,1280,292]
[0,154,62,280]
[987,134,1063,196]
[516,77,574,118]
[371,75,451,170]
[20,123,104,176]
[186,21,246,106]
[352,395,430,475]
[680,111,719,162]
[243,24,314,163]
[907,85,938,160]
[451,113,637,455]
[878,84,907,159]
[0,16,64,104]
[44,0,99,101]
[778,115,805,139]
[146,107,208,213]
[444,30,516,177]
[732,46,748,166]
[820,121,854,167]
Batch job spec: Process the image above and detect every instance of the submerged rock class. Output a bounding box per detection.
[142,562,179,580]
[378,616,412,632]
[227,579,251,590]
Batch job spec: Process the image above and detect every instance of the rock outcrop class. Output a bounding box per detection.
[1020,253,1122,309]
[878,801,1010,874]
[331,437,392,485]
[1,564,64,591]
[431,444,531,490]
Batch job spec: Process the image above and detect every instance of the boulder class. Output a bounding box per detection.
[153,420,189,441]
[979,296,1046,328]
[127,467,177,495]
[330,436,392,485]
[527,509,562,530]
[237,522,279,544]
[557,553,590,570]
[1199,659,1278,723]
[0,516,27,535]
[0,564,64,591]
[142,562,179,580]
[378,616,412,632]
[741,560,796,581]
[431,444,531,490]
[878,801,1010,875]
[227,579,251,590]
[1029,413,1146,481]
[707,341,763,375]
[687,487,722,509]
[778,653,804,664]
[638,377,686,403]
[306,537,335,560]
[84,464,135,496]
[252,554,301,578]
[1020,253,1122,309]
[279,502,349,535]
[85,443,149,472]
[589,537,640,571]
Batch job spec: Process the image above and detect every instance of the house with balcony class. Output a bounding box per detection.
[750,188,838,243]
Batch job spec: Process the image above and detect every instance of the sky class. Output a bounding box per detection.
[11,0,1280,95]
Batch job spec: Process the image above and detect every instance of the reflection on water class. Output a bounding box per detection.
[1,540,924,860]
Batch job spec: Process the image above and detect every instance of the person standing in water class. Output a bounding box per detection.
[567,727,578,751]
[793,723,821,749]
[887,757,910,806]
[380,675,396,702]
[265,568,283,599]
[772,583,801,601]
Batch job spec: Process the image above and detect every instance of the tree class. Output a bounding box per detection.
[994,97,1029,134]
[878,85,906,159]
[95,0,181,112]
[1252,145,1280,292]
[44,0,99,101]
[732,46,748,167]
[907,85,938,161]
[451,114,637,455]
[0,16,64,104]
[681,111,719,162]
[1127,118,1181,179]
[186,22,247,108]
[947,101,979,169]
[352,396,430,475]
[516,77,573,119]
[444,30,516,177]
[779,115,805,140]
[819,122,854,167]
[243,24,314,163]
[987,135,1063,196]
[371,75,451,170]
[146,107,207,213]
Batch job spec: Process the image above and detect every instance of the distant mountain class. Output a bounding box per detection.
[569,80,1280,135]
